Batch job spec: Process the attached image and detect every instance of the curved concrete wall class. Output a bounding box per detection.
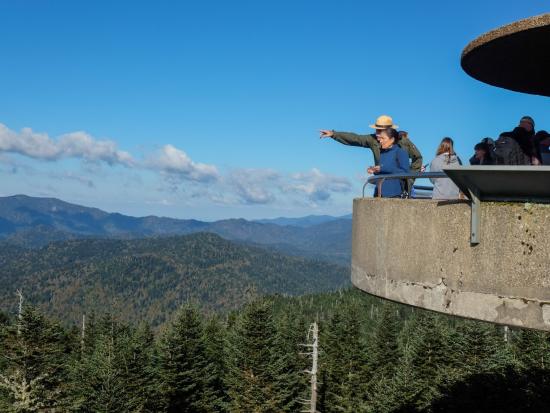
[352,198,550,331]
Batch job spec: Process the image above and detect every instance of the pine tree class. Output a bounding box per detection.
[203,315,229,412]
[158,304,219,413]
[122,322,163,412]
[0,305,70,412]
[319,302,367,413]
[226,298,279,412]
[364,302,402,413]
[67,314,159,412]
[512,328,550,408]
[514,328,550,371]
[271,313,309,412]
[390,311,450,412]
[68,315,125,412]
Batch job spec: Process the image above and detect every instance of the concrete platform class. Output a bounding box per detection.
[352,198,550,331]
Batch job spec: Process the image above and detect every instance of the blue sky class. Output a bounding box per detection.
[0,1,548,220]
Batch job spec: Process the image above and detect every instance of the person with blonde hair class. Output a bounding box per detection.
[429,137,461,200]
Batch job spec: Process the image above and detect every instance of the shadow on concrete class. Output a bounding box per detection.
[435,199,469,206]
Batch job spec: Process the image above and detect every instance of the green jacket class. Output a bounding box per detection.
[332,131,423,172]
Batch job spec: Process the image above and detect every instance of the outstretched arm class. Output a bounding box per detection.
[320,130,377,149]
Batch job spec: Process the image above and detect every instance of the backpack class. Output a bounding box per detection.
[493,133,531,165]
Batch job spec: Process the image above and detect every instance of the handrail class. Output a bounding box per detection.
[362,172,447,197]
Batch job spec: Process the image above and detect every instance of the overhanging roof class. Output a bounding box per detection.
[443,165,550,202]
[461,13,550,96]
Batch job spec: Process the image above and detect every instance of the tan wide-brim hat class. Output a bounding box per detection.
[369,115,399,130]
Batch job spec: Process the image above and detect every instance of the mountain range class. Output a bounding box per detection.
[0,195,352,265]
[0,232,350,326]
[254,213,351,227]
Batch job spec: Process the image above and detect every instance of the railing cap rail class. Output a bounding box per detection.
[366,172,447,184]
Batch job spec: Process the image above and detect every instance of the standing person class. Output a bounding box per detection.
[319,115,423,172]
[519,115,536,135]
[429,137,461,200]
[469,138,495,165]
[367,128,410,198]
[495,116,540,165]
[469,142,494,165]
[519,115,541,165]
[535,130,550,165]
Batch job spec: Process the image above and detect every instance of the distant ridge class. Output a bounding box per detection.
[0,195,351,265]
[253,213,351,227]
[0,232,350,325]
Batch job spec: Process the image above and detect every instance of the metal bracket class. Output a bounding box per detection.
[468,187,480,245]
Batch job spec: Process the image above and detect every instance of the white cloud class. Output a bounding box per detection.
[227,168,280,204]
[0,123,354,209]
[147,144,219,183]
[0,124,134,166]
[222,167,352,206]
[58,132,134,166]
[283,168,352,202]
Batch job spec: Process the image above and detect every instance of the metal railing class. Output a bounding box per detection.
[362,172,447,198]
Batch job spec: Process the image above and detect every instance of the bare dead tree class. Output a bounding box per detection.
[16,289,23,336]
[300,322,319,413]
[81,314,86,353]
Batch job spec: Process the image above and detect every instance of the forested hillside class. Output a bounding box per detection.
[0,195,351,265]
[1,289,549,412]
[0,233,349,326]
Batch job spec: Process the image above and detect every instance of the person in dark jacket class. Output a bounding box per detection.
[496,126,539,165]
[498,115,540,165]
[469,142,494,165]
[535,130,550,165]
[319,115,423,172]
[367,128,409,198]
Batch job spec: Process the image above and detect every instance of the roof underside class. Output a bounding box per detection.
[461,13,550,97]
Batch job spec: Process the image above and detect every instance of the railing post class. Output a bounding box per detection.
[468,187,481,245]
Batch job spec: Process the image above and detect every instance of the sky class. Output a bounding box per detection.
[0,0,548,220]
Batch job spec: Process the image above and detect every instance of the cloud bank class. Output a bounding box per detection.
[225,167,352,205]
[0,123,354,207]
[147,144,219,183]
[0,124,133,166]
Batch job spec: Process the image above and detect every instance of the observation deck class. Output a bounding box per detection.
[352,196,550,331]
[351,13,550,330]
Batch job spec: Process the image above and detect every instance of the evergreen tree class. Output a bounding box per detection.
[0,314,12,412]
[512,328,550,408]
[203,315,229,412]
[271,313,309,412]
[364,302,402,413]
[443,320,517,385]
[226,298,279,412]
[122,322,163,412]
[391,311,449,412]
[158,305,220,413]
[319,302,366,413]
[0,305,70,412]
[514,328,550,371]
[0,310,9,326]
[68,314,159,412]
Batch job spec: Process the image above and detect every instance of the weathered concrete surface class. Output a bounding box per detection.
[352,198,550,331]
